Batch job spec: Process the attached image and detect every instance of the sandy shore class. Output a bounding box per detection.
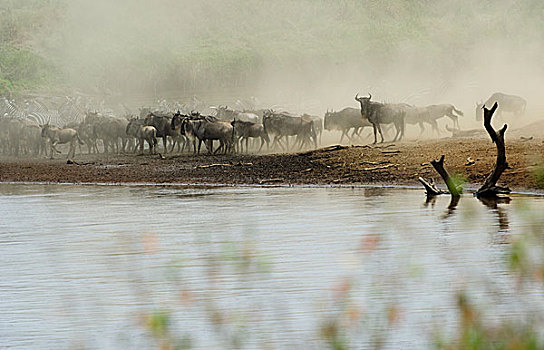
[1,135,543,193]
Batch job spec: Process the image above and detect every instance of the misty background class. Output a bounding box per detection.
[1,0,544,116]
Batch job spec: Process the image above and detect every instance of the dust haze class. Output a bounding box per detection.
[39,0,544,126]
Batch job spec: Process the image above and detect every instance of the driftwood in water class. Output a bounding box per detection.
[419,155,462,197]
[430,155,462,197]
[476,102,511,197]
[418,177,444,196]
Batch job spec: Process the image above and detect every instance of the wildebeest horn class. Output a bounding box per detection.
[368,93,372,99]
[355,93,360,101]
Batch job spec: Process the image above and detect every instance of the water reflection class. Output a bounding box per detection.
[443,195,461,219]
[479,196,511,239]
[0,184,542,349]
[423,194,437,208]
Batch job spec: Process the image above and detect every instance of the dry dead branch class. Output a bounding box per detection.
[476,102,511,197]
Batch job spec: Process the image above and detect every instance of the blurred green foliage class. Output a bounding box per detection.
[533,164,544,189]
[0,0,63,95]
[3,0,544,95]
[435,292,542,350]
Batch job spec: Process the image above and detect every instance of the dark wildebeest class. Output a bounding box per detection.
[324,107,372,143]
[126,118,158,154]
[231,119,270,153]
[171,112,207,153]
[301,114,323,145]
[77,122,99,154]
[40,124,84,159]
[476,92,526,121]
[262,110,317,151]
[83,112,129,153]
[354,94,405,144]
[19,119,45,156]
[172,113,232,154]
[144,112,185,153]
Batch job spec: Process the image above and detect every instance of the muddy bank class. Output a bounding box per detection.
[1,137,543,192]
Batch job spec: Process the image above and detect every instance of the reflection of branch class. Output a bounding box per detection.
[479,196,511,232]
[476,102,511,197]
[442,195,460,219]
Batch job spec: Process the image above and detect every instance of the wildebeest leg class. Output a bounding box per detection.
[68,140,76,158]
[339,130,347,144]
[319,129,323,145]
[213,140,223,154]
[162,136,168,153]
[273,135,284,151]
[447,114,459,129]
[51,141,62,154]
[207,140,214,154]
[351,127,360,140]
[372,123,378,145]
[49,143,56,159]
[391,124,399,142]
[418,122,425,137]
[430,120,440,135]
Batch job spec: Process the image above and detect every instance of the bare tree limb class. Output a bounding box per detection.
[430,154,462,197]
[418,177,444,196]
[476,102,511,197]
[418,155,461,196]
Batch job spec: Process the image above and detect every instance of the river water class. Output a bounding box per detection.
[0,184,543,349]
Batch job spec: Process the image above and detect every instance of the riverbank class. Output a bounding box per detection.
[1,136,543,193]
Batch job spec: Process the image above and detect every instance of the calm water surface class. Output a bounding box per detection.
[0,184,543,349]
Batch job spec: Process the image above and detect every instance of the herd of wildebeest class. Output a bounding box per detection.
[0,92,527,159]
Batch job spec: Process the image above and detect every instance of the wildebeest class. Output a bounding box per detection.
[83,111,129,153]
[476,92,526,121]
[354,94,405,144]
[301,114,323,145]
[401,105,438,135]
[126,118,158,154]
[214,105,260,123]
[231,119,270,153]
[76,122,99,154]
[19,119,45,156]
[425,104,463,129]
[402,103,463,135]
[40,124,84,159]
[172,113,233,154]
[324,108,371,143]
[262,110,317,150]
[144,112,185,153]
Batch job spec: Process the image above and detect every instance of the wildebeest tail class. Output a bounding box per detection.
[452,106,464,116]
[152,129,158,146]
[76,132,85,145]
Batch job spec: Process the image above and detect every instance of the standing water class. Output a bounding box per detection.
[0,184,542,349]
